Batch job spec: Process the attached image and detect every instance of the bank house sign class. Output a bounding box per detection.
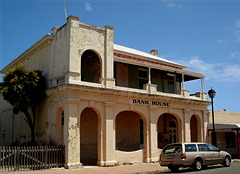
[132,99,170,107]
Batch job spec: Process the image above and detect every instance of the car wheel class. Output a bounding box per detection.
[193,159,202,171]
[223,156,231,167]
[168,166,179,172]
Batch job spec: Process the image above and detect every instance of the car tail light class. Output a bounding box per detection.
[160,155,162,161]
[181,153,186,159]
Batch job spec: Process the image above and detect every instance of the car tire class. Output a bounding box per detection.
[223,156,231,167]
[193,159,202,171]
[168,165,179,172]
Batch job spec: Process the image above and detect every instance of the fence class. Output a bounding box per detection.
[0,145,65,172]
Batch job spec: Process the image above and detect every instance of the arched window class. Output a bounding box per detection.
[169,120,177,144]
[81,50,101,83]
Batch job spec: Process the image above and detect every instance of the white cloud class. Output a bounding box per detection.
[182,56,240,83]
[166,3,183,8]
[219,64,240,82]
[217,39,225,44]
[85,2,93,12]
[234,20,240,42]
[161,0,183,8]
[230,51,240,60]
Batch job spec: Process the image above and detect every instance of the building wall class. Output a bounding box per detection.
[45,86,209,166]
[209,110,240,124]
[208,110,240,158]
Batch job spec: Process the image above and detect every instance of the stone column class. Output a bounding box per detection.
[149,106,158,162]
[202,110,209,143]
[103,25,115,88]
[183,109,191,143]
[102,102,117,166]
[64,100,81,168]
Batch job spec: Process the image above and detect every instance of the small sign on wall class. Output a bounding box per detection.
[132,99,170,107]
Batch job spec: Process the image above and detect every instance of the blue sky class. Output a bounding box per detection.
[0,0,240,112]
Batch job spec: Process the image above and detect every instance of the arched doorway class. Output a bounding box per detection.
[157,113,179,149]
[56,107,64,145]
[81,50,101,83]
[80,108,98,165]
[190,115,198,142]
[115,111,144,151]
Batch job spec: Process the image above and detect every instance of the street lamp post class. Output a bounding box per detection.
[208,88,217,147]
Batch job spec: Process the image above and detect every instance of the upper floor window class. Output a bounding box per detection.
[138,68,148,89]
[167,73,176,93]
[81,50,101,83]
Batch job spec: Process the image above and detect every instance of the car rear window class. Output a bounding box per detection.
[185,144,197,152]
[163,144,182,154]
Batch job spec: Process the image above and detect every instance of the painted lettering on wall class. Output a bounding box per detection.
[132,99,170,107]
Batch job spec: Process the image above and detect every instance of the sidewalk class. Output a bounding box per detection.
[4,163,168,174]
[4,160,240,174]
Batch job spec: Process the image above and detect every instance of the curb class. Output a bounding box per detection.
[133,169,169,174]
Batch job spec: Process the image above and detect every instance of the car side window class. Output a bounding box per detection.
[185,144,197,152]
[198,144,209,151]
[206,144,219,151]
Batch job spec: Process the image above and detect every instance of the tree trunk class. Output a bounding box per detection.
[24,110,35,145]
[31,125,35,145]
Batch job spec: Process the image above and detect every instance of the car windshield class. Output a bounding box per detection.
[163,144,182,154]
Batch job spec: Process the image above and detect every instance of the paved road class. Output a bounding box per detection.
[157,163,240,174]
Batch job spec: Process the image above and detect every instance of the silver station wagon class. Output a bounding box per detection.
[159,143,231,172]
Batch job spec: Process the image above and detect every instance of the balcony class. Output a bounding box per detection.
[114,62,207,101]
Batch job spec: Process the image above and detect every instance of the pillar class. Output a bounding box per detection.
[64,100,81,168]
[101,102,117,166]
[183,109,191,143]
[149,106,159,162]
[103,26,115,88]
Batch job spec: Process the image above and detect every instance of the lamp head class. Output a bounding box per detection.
[208,87,216,99]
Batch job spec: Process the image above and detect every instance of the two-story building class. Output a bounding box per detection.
[0,15,210,167]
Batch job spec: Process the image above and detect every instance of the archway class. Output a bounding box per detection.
[115,111,144,151]
[157,113,179,149]
[190,115,199,142]
[56,107,64,145]
[81,50,101,83]
[80,108,98,165]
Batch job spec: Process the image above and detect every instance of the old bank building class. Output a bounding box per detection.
[0,16,210,167]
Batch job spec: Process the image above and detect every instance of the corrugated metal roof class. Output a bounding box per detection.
[114,44,204,78]
[114,44,186,69]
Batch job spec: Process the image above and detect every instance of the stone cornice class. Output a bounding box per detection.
[46,84,211,107]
